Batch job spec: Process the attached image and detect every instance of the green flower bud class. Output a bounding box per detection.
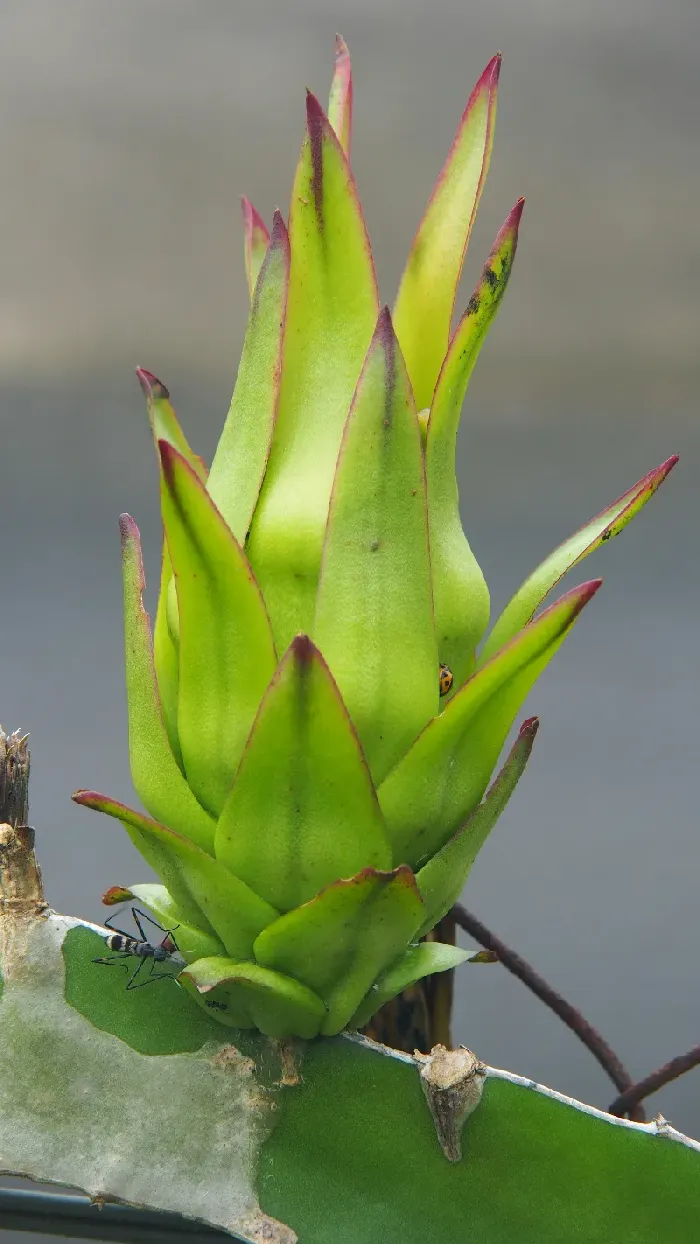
[74,41,676,1039]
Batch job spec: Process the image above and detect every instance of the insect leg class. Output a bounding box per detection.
[133,907,182,955]
[103,909,134,939]
[130,907,150,942]
[93,953,131,971]
[125,956,149,991]
[125,963,181,989]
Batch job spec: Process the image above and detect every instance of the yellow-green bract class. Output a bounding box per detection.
[74,39,676,1039]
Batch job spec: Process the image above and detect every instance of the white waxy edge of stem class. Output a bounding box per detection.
[343,1032,700,1154]
[484,1064,700,1153]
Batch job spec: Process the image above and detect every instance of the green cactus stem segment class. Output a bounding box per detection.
[480,454,679,665]
[159,441,278,818]
[103,883,226,962]
[314,307,438,786]
[245,91,379,653]
[415,716,539,936]
[215,635,392,913]
[427,199,524,690]
[119,514,216,852]
[73,792,279,958]
[349,942,487,1029]
[241,196,270,299]
[73,792,213,932]
[207,210,291,544]
[393,53,500,410]
[379,579,601,867]
[181,957,326,1038]
[328,34,353,157]
[253,865,425,1035]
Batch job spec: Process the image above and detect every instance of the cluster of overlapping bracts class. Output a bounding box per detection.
[74,39,675,1037]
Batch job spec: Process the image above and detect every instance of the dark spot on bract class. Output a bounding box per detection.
[483,266,498,289]
[467,292,480,315]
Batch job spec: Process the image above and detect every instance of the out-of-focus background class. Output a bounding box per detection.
[0,0,698,1227]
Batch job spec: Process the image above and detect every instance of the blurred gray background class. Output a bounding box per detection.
[0,0,698,1234]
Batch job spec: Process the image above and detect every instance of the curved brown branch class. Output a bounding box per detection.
[452,903,645,1121]
[608,1045,700,1118]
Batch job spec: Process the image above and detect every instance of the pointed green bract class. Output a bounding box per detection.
[135,368,208,483]
[428,200,524,688]
[349,942,483,1028]
[74,792,278,958]
[153,546,182,767]
[393,54,500,410]
[207,212,290,543]
[328,34,352,157]
[110,883,226,961]
[254,865,425,1035]
[246,92,379,652]
[411,641,569,866]
[159,442,277,817]
[314,309,438,785]
[73,791,214,931]
[241,196,270,300]
[480,455,679,666]
[416,716,539,936]
[136,366,207,734]
[379,580,601,866]
[133,372,204,714]
[216,636,392,912]
[181,958,326,1038]
[133,369,204,739]
[118,515,215,851]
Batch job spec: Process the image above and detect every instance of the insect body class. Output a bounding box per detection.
[94,906,186,990]
[439,663,454,697]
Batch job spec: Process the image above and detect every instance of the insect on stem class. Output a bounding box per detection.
[93,905,186,990]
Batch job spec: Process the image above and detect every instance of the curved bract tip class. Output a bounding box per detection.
[135,367,169,402]
[118,512,138,538]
